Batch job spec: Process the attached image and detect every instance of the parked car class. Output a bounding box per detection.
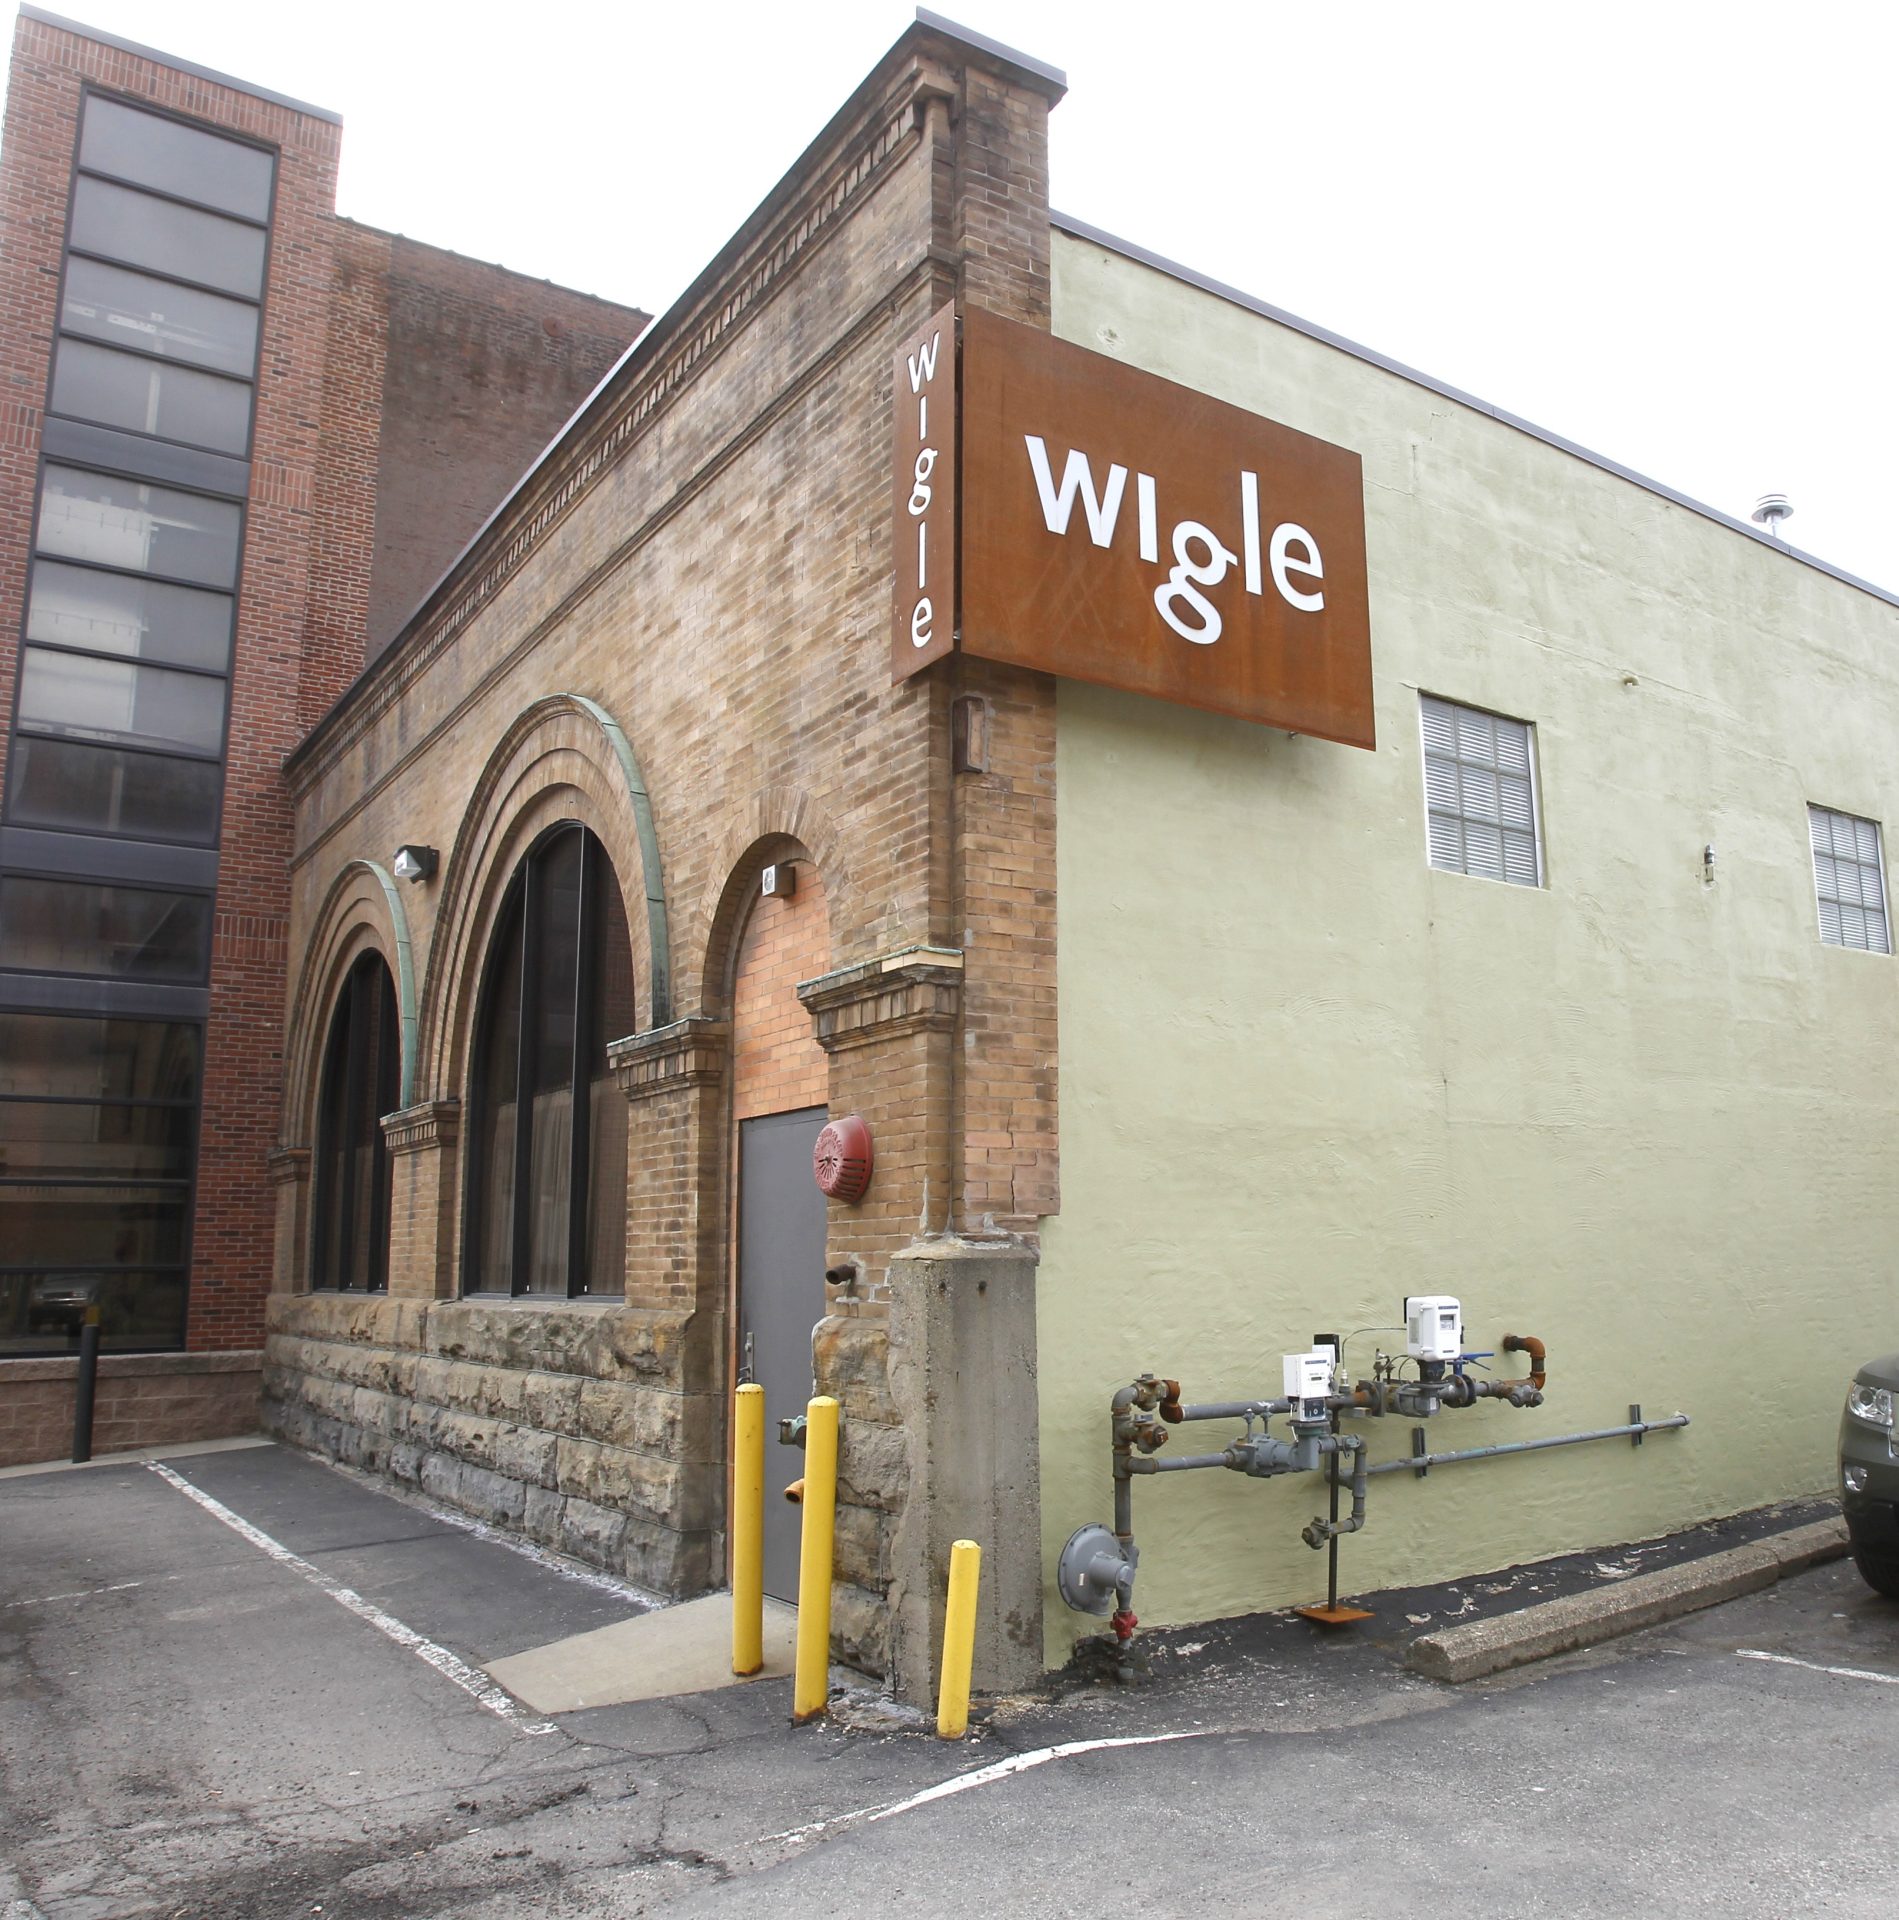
[25,1275,99,1340]
[1840,1352,1899,1599]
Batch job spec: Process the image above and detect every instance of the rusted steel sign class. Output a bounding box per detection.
[893,302,1374,749]
[890,300,958,681]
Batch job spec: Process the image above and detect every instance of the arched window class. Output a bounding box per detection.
[465,825,635,1297]
[311,951,399,1292]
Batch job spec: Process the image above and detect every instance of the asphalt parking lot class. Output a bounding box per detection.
[3,1442,1895,1918]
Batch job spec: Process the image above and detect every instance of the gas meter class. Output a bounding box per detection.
[1282,1347,1335,1424]
[1404,1295,1463,1363]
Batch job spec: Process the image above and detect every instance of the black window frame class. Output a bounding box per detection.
[310,952,400,1295]
[0,89,279,1361]
[0,1005,202,1356]
[463,825,630,1301]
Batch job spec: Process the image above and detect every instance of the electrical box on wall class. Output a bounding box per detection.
[1404,1295,1463,1362]
[1282,1348,1333,1419]
[761,862,796,898]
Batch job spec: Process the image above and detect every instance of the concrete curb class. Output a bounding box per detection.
[1406,1518,1850,1683]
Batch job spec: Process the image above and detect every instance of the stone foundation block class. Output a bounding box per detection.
[814,1315,897,1423]
[831,1580,892,1677]
[838,1419,908,1512]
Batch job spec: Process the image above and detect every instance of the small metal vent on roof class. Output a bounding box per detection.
[1751,493,1794,538]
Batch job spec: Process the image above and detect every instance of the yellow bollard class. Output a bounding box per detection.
[936,1539,982,1739]
[792,1394,840,1722]
[732,1383,765,1677]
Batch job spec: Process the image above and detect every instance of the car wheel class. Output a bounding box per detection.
[1849,1543,1899,1600]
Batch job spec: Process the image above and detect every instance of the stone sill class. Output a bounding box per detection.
[0,1349,264,1385]
[438,1296,626,1314]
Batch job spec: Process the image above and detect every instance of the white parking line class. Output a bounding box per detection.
[1736,1649,1899,1688]
[762,1732,1202,1845]
[146,1462,555,1735]
[4,1579,145,1609]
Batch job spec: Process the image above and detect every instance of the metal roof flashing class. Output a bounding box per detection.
[911,8,1067,97]
[1051,210,1899,615]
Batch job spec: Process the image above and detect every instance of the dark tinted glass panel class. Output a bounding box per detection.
[80,97,274,222]
[27,561,232,671]
[312,955,399,1292]
[0,1185,188,1265]
[0,1012,200,1102]
[51,339,252,455]
[0,876,210,981]
[9,737,222,843]
[20,646,226,755]
[0,1268,187,1355]
[466,829,634,1299]
[526,832,583,1294]
[470,891,523,1294]
[61,258,258,377]
[70,176,266,298]
[39,466,241,588]
[0,1100,194,1180]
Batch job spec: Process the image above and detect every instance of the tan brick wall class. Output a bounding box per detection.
[269,22,1067,1659]
[731,867,830,1123]
[0,1352,262,1469]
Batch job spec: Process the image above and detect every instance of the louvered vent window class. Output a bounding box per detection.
[1420,696,1541,886]
[1808,805,1890,954]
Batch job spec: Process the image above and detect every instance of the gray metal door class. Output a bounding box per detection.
[738,1106,828,1602]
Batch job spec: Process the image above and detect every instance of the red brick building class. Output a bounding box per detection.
[0,6,643,1462]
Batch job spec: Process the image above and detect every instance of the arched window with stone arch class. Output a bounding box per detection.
[464,823,635,1297]
[311,951,400,1293]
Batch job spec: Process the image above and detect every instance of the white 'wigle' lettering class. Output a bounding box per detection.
[907,332,941,393]
[1025,437,1127,549]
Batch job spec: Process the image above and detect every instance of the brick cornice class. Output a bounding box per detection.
[381,1100,460,1156]
[797,946,964,1053]
[608,1017,729,1101]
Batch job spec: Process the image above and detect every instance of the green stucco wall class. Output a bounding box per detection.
[1038,230,1899,1663]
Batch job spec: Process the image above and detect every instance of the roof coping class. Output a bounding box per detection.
[18,6,344,125]
[912,8,1067,97]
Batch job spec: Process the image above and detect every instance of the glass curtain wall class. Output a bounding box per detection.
[0,93,274,1354]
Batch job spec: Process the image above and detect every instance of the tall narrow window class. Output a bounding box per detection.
[310,953,399,1292]
[1809,805,1891,955]
[465,827,635,1298]
[0,1012,199,1352]
[1420,695,1542,887]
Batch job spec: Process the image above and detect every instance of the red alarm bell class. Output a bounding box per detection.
[813,1116,874,1203]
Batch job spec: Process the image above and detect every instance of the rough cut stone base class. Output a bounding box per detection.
[264,1293,717,1595]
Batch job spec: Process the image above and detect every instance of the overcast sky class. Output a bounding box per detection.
[12,0,1895,591]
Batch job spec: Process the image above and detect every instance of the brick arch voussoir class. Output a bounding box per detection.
[285,860,415,1148]
[419,696,668,1100]
[691,786,853,1015]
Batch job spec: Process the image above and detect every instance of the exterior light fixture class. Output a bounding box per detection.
[761,861,797,899]
[392,844,437,884]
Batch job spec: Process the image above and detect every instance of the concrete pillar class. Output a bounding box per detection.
[884,1235,1043,1703]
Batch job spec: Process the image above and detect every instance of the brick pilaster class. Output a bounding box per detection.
[381,1100,461,1299]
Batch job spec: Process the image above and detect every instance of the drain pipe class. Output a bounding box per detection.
[1367,1412,1689,1477]
[1299,1433,1367,1548]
